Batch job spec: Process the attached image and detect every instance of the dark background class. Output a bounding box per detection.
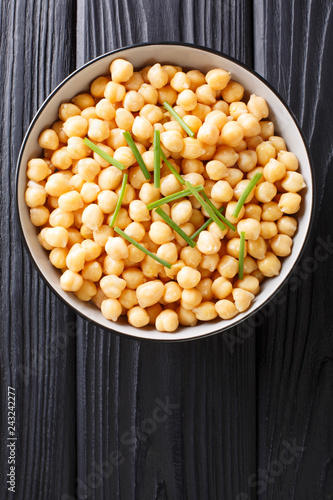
[1,0,333,499]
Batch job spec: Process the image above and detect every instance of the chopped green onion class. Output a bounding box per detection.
[154,129,161,188]
[191,207,225,240]
[163,101,195,137]
[114,227,172,269]
[109,174,128,227]
[232,172,263,218]
[160,148,185,185]
[155,208,196,248]
[123,131,151,180]
[238,231,246,280]
[201,192,236,231]
[83,137,125,171]
[147,185,204,210]
[184,181,228,234]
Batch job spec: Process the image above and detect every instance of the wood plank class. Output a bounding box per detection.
[0,1,77,499]
[75,1,256,499]
[253,0,333,498]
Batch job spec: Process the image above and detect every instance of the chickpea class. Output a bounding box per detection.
[81,239,101,261]
[87,118,110,142]
[91,288,108,309]
[141,254,163,278]
[72,93,95,110]
[134,280,164,308]
[51,147,72,170]
[155,243,177,265]
[235,275,260,295]
[146,64,168,89]
[103,256,124,276]
[58,103,81,122]
[74,280,97,302]
[98,166,123,191]
[221,81,244,103]
[277,151,299,171]
[148,221,173,245]
[232,288,254,312]
[195,84,216,105]
[139,104,162,125]
[38,128,59,150]
[197,231,221,255]
[224,168,243,188]
[27,158,52,182]
[260,221,278,240]
[207,222,228,240]
[58,191,83,212]
[81,107,98,120]
[162,282,181,304]
[278,193,302,214]
[177,306,197,326]
[205,160,227,181]
[105,236,129,260]
[277,216,297,237]
[180,246,202,268]
[139,183,160,205]
[127,244,146,264]
[242,257,257,276]
[210,276,232,299]
[113,146,136,168]
[138,84,159,104]
[104,81,126,103]
[106,129,127,150]
[115,108,134,130]
[180,288,202,310]
[81,261,103,282]
[237,150,257,173]
[229,101,247,120]
[127,200,149,223]
[107,208,131,229]
[268,135,286,153]
[233,179,255,203]
[25,184,46,207]
[193,301,217,321]
[220,121,244,147]
[90,76,110,98]
[182,115,202,134]
[155,309,179,332]
[182,159,204,175]
[280,172,306,192]
[67,137,90,160]
[49,208,74,228]
[225,201,245,224]
[237,218,261,241]
[171,200,192,226]
[101,298,122,321]
[205,68,231,90]
[100,275,126,299]
[182,172,204,187]
[118,289,138,310]
[263,158,286,183]
[124,222,145,243]
[78,158,101,182]
[261,202,283,221]
[81,182,100,203]
[81,204,104,231]
[215,299,238,319]
[159,175,183,197]
[197,122,219,146]
[160,130,184,153]
[237,113,261,137]
[180,138,205,160]
[209,180,232,203]
[186,69,205,90]
[270,234,293,257]
[49,247,68,269]
[200,253,219,272]
[176,89,197,111]
[214,145,239,167]
[169,72,190,93]
[204,111,227,132]
[256,141,276,166]
[96,190,117,214]
[190,209,205,229]
[60,270,83,292]
[110,58,133,83]
[44,227,68,248]
[247,94,269,120]
[80,224,94,239]
[246,235,266,260]
[255,181,277,203]
[64,243,85,272]
[67,228,84,247]
[191,103,211,121]
[174,222,195,247]
[122,90,144,112]
[257,251,281,277]
[177,266,201,289]
[157,85,178,106]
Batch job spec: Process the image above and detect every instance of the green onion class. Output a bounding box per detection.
[147,185,204,210]
[123,131,151,180]
[184,181,228,234]
[201,192,236,231]
[83,137,125,171]
[163,101,194,138]
[153,129,161,188]
[238,231,246,280]
[114,227,172,269]
[232,172,263,218]
[160,148,185,185]
[155,208,196,248]
[109,174,128,227]
[191,207,225,240]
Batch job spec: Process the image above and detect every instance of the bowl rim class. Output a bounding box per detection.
[15,41,316,343]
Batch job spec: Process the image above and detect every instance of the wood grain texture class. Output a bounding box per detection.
[253,0,333,499]
[1,0,333,499]
[0,1,77,498]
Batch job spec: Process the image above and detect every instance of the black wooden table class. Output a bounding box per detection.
[1,1,333,499]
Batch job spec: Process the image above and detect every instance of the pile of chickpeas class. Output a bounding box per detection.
[25,58,306,332]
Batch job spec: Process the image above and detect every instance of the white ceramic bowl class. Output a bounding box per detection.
[16,43,314,341]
